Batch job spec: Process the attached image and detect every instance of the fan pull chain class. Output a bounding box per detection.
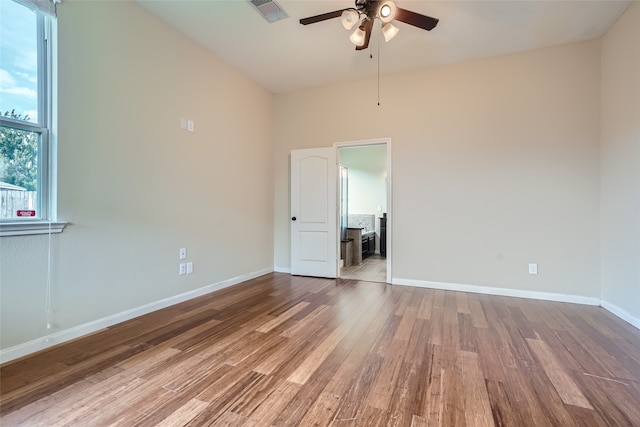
[378,38,380,106]
[377,25,381,106]
[368,23,381,106]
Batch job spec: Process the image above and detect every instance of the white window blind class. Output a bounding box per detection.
[12,0,60,17]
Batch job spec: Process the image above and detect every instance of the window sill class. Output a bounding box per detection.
[0,221,67,237]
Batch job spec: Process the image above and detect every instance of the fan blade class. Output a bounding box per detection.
[299,9,347,25]
[355,19,374,50]
[395,7,439,31]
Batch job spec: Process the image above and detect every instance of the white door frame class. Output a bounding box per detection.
[334,138,392,284]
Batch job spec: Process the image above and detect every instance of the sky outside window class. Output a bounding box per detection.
[0,0,38,123]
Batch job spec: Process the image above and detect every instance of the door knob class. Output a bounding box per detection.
[291,217,297,221]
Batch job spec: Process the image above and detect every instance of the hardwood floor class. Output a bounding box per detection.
[1,273,639,426]
[340,255,387,283]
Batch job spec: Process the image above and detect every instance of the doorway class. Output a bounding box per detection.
[336,139,391,283]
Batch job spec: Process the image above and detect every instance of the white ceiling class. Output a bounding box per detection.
[135,0,632,94]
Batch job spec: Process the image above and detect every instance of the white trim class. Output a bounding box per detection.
[0,267,273,364]
[0,221,66,237]
[3,271,637,364]
[601,300,640,330]
[13,0,59,17]
[392,277,602,306]
[274,266,291,274]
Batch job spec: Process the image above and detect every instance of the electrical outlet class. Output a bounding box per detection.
[179,263,186,275]
[186,262,193,274]
[528,263,538,275]
[179,248,187,260]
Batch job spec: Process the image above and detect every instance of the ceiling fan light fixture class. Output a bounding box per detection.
[349,24,367,46]
[381,22,399,42]
[378,1,397,23]
[341,9,359,30]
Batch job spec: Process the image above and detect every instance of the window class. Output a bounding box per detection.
[0,0,63,236]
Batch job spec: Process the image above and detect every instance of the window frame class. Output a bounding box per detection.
[0,2,64,236]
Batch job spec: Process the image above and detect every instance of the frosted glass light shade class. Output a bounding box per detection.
[341,9,359,30]
[382,22,399,42]
[349,26,366,46]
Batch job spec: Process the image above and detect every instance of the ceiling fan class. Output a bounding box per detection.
[299,0,439,51]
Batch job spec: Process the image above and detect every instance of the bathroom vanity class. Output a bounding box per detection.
[347,228,375,265]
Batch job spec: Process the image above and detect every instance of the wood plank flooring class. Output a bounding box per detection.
[1,273,640,426]
[340,255,386,283]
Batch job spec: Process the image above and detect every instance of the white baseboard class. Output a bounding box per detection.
[3,271,636,364]
[601,300,640,330]
[0,267,273,365]
[392,277,602,306]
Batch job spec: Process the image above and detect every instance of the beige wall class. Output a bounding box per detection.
[601,2,640,322]
[275,40,602,298]
[0,0,274,350]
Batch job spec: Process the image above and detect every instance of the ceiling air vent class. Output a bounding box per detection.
[249,0,289,23]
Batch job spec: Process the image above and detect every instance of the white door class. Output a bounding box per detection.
[290,147,337,278]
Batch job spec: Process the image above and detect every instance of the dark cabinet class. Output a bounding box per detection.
[380,217,386,257]
[362,231,375,259]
